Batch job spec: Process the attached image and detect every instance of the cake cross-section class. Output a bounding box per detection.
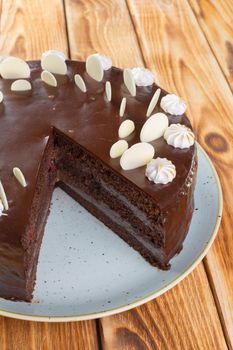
[0,54,197,301]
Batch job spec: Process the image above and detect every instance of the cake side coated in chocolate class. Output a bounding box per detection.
[0,60,197,301]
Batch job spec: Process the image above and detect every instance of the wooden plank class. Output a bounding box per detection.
[100,266,228,350]
[0,317,99,350]
[64,1,230,349]
[126,0,233,347]
[0,1,99,349]
[0,0,68,58]
[189,0,233,90]
[64,0,144,66]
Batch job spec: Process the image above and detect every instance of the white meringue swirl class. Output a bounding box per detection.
[164,123,195,149]
[146,157,176,185]
[95,53,112,70]
[131,67,154,86]
[160,94,186,115]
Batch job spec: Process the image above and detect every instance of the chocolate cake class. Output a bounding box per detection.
[0,52,197,301]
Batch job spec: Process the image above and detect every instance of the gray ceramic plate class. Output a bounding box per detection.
[0,144,222,322]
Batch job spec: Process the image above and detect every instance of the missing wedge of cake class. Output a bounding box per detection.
[0,51,197,301]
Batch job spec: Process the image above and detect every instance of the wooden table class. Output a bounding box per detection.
[0,1,232,349]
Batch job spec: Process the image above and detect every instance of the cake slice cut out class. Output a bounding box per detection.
[0,59,197,302]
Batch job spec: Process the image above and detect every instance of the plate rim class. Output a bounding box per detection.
[0,143,223,322]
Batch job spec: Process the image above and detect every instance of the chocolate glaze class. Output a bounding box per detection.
[0,61,197,300]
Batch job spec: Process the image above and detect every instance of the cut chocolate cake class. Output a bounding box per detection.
[0,52,197,301]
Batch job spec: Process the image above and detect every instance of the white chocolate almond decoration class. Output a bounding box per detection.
[0,57,30,79]
[86,54,104,82]
[0,56,8,64]
[120,142,155,170]
[146,88,161,117]
[0,91,3,103]
[118,119,135,138]
[42,50,66,61]
[119,97,126,117]
[41,70,57,87]
[110,140,128,159]
[13,167,27,187]
[123,69,136,96]
[74,74,86,92]
[140,113,169,142]
[105,81,112,101]
[0,181,8,210]
[0,199,7,217]
[11,79,32,92]
[0,57,7,77]
[41,50,67,75]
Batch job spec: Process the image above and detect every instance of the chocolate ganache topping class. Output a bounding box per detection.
[0,52,195,216]
[0,51,197,299]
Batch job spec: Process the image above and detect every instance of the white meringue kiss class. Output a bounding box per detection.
[94,53,112,70]
[160,94,186,115]
[131,67,154,87]
[146,157,176,184]
[164,123,195,149]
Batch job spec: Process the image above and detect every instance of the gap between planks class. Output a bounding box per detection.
[0,1,100,349]
[62,0,231,348]
[61,1,102,349]
[62,0,71,59]
[187,0,233,105]
[1,3,229,348]
[124,0,146,67]
[203,260,231,350]
[184,2,233,348]
[124,0,232,348]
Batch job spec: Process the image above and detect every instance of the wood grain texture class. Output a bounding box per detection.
[0,0,231,349]
[0,1,99,349]
[126,0,233,347]
[189,0,233,90]
[100,266,228,350]
[65,0,230,348]
[64,0,144,67]
[0,0,68,58]
[0,317,99,350]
